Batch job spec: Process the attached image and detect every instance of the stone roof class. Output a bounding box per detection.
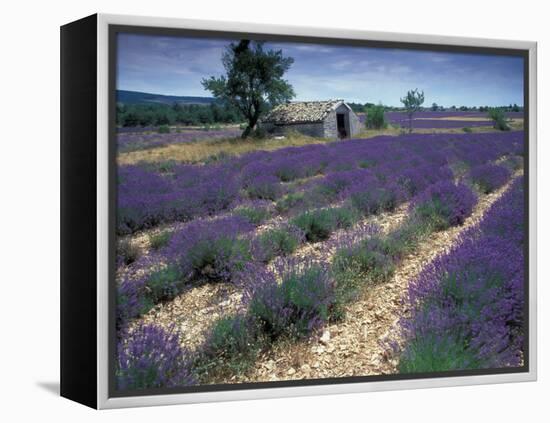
[262,100,347,124]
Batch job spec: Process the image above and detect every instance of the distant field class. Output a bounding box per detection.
[387,111,522,128]
[117,126,242,153]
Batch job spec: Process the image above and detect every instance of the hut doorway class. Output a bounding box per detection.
[337,113,347,138]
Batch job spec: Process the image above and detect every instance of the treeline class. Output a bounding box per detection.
[432,103,523,112]
[116,102,244,127]
[348,102,523,113]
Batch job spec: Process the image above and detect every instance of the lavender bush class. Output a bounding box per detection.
[246,260,335,339]
[409,181,477,230]
[163,216,255,282]
[469,163,511,194]
[252,224,305,263]
[116,324,196,390]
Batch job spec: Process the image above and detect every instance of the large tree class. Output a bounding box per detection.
[400,88,425,133]
[202,40,295,138]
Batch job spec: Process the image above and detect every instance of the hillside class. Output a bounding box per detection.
[116,90,215,105]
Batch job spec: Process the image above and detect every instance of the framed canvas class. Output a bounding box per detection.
[60,13,537,409]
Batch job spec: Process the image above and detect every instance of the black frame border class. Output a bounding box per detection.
[60,13,98,409]
[107,23,530,399]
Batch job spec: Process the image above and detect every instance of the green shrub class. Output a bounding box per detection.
[331,206,360,229]
[487,108,510,131]
[248,263,334,339]
[254,226,304,262]
[385,220,429,257]
[365,105,388,130]
[197,315,263,377]
[149,231,171,250]
[291,207,358,243]
[398,331,481,373]
[145,266,185,304]
[350,187,398,215]
[358,159,377,169]
[412,198,452,231]
[462,127,473,133]
[233,205,270,225]
[291,209,335,242]
[157,124,170,134]
[290,208,346,242]
[188,238,252,280]
[118,239,140,265]
[275,192,306,214]
[332,236,396,286]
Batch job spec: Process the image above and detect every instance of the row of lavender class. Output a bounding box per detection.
[116,157,521,389]
[395,176,525,372]
[118,132,523,235]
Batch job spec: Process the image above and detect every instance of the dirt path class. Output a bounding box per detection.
[223,172,522,383]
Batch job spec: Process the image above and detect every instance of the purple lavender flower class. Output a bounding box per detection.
[163,216,254,282]
[409,181,477,230]
[244,259,335,339]
[469,163,511,193]
[116,324,196,390]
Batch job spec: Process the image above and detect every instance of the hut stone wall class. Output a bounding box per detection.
[261,122,326,138]
[261,100,361,139]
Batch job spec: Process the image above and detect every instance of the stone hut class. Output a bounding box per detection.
[261,99,361,139]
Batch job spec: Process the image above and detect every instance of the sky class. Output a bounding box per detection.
[116,33,524,107]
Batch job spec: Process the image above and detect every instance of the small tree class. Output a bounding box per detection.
[400,89,425,133]
[202,40,295,138]
[431,102,439,112]
[488,108,510,131]
[365,104,387,130]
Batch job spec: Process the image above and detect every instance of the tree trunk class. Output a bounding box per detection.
[241,110,261,139]
[241,124,253,138]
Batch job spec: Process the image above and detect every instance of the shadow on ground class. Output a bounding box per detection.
[36,381,60,396]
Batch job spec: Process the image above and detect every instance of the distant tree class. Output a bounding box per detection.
[202,40,295,138]
[488,107,510,131]
[365,104,387,130]
[400,89,425,133]
[512,103,520,112]
[431,102,439,112]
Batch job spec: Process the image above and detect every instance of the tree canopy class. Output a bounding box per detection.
[400,88,425,133]
[202,40,295,138]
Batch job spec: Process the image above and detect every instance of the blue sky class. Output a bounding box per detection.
[117,33,524,107]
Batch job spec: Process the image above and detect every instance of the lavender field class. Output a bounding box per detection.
[115,129,525,389]
[357,111,523,129]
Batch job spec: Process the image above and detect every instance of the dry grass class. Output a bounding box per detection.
[117,133,337,165]
[117,123,524,166]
